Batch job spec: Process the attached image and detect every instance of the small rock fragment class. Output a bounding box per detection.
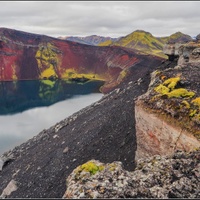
[63,147,69,154]
[0,180,18,198]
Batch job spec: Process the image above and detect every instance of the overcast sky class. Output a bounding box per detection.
[0,1,199,38]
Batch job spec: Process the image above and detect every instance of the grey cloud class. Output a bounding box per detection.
[0,1,199,38]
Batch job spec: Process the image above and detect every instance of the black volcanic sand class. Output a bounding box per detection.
[0,59,176,198]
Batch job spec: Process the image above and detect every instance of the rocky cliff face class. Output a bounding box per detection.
[135,99,200,160]
[163,41,200,63]
[163,43,182,61]
[135,40,200,160]
[162,32,193,61]
[178,42,200,67]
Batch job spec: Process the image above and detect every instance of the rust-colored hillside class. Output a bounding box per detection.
[0,28,164,93]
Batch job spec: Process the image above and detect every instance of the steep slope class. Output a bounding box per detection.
[62,40,200,200]
[0,51,169,198]
[58,35,119,46]
[135,40,200,160]
[0,28,164,93]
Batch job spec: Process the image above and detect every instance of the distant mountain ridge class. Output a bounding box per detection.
[98,30,193,58]
[58,30,194,59]
[58,35,119,46]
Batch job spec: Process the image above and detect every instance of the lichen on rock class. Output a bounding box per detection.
[140,65,200,139]
[74,160,105,177]
[63,149,200,199]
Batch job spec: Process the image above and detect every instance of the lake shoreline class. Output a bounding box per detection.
[0,93,103,155]
[0,59,175,198]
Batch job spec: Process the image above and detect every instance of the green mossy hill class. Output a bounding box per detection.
[98,30,192,59]
[99,30,167,59]
[166,31,193,44]
[98,39,113,46]
[142,66,200,140]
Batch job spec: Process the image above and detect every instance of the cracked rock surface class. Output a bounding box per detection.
[63,149,200,199]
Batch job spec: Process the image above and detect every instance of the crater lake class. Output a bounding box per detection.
[0,79,104,155]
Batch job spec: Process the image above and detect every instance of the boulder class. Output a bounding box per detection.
[63,149,200,198]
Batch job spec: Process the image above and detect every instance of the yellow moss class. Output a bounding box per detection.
[35,43,61,79]
[163,77,180,90]
[154,70,161,76]
[117,69,128,82]
[189,109,197,117]
[181,100,190,109]
[11,64,17,80]
[98,165,105,171]
[191,97,200,107]
[63,69,76,78]
[98,40,113,46]
[108,163,117,171]
[167,88,195,98]
[41,67,57,79]
[154,84,170,94]
[62,68,105,81]
[81,161,99,175]
[119,69,127,79]
[40,79,55,88]
[75,161,105,176]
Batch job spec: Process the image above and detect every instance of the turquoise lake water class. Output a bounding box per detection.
[0,80,104,155]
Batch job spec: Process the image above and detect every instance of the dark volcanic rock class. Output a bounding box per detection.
[0,58,173,198]
[196,34,200,41]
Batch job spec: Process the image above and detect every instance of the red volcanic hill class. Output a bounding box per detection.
[0,28,164,93]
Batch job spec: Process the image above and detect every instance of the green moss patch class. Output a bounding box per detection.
[75,161,105,176]
[192,97,200,107]
[147,74,200,139]
[167,88,195,98]
[154,84,170,94]
[163,77,180,90]
[154,76,195,99]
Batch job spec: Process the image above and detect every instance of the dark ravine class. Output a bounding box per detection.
[0,57,171,198]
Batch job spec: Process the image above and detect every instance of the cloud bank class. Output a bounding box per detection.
[0,1,199,38]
